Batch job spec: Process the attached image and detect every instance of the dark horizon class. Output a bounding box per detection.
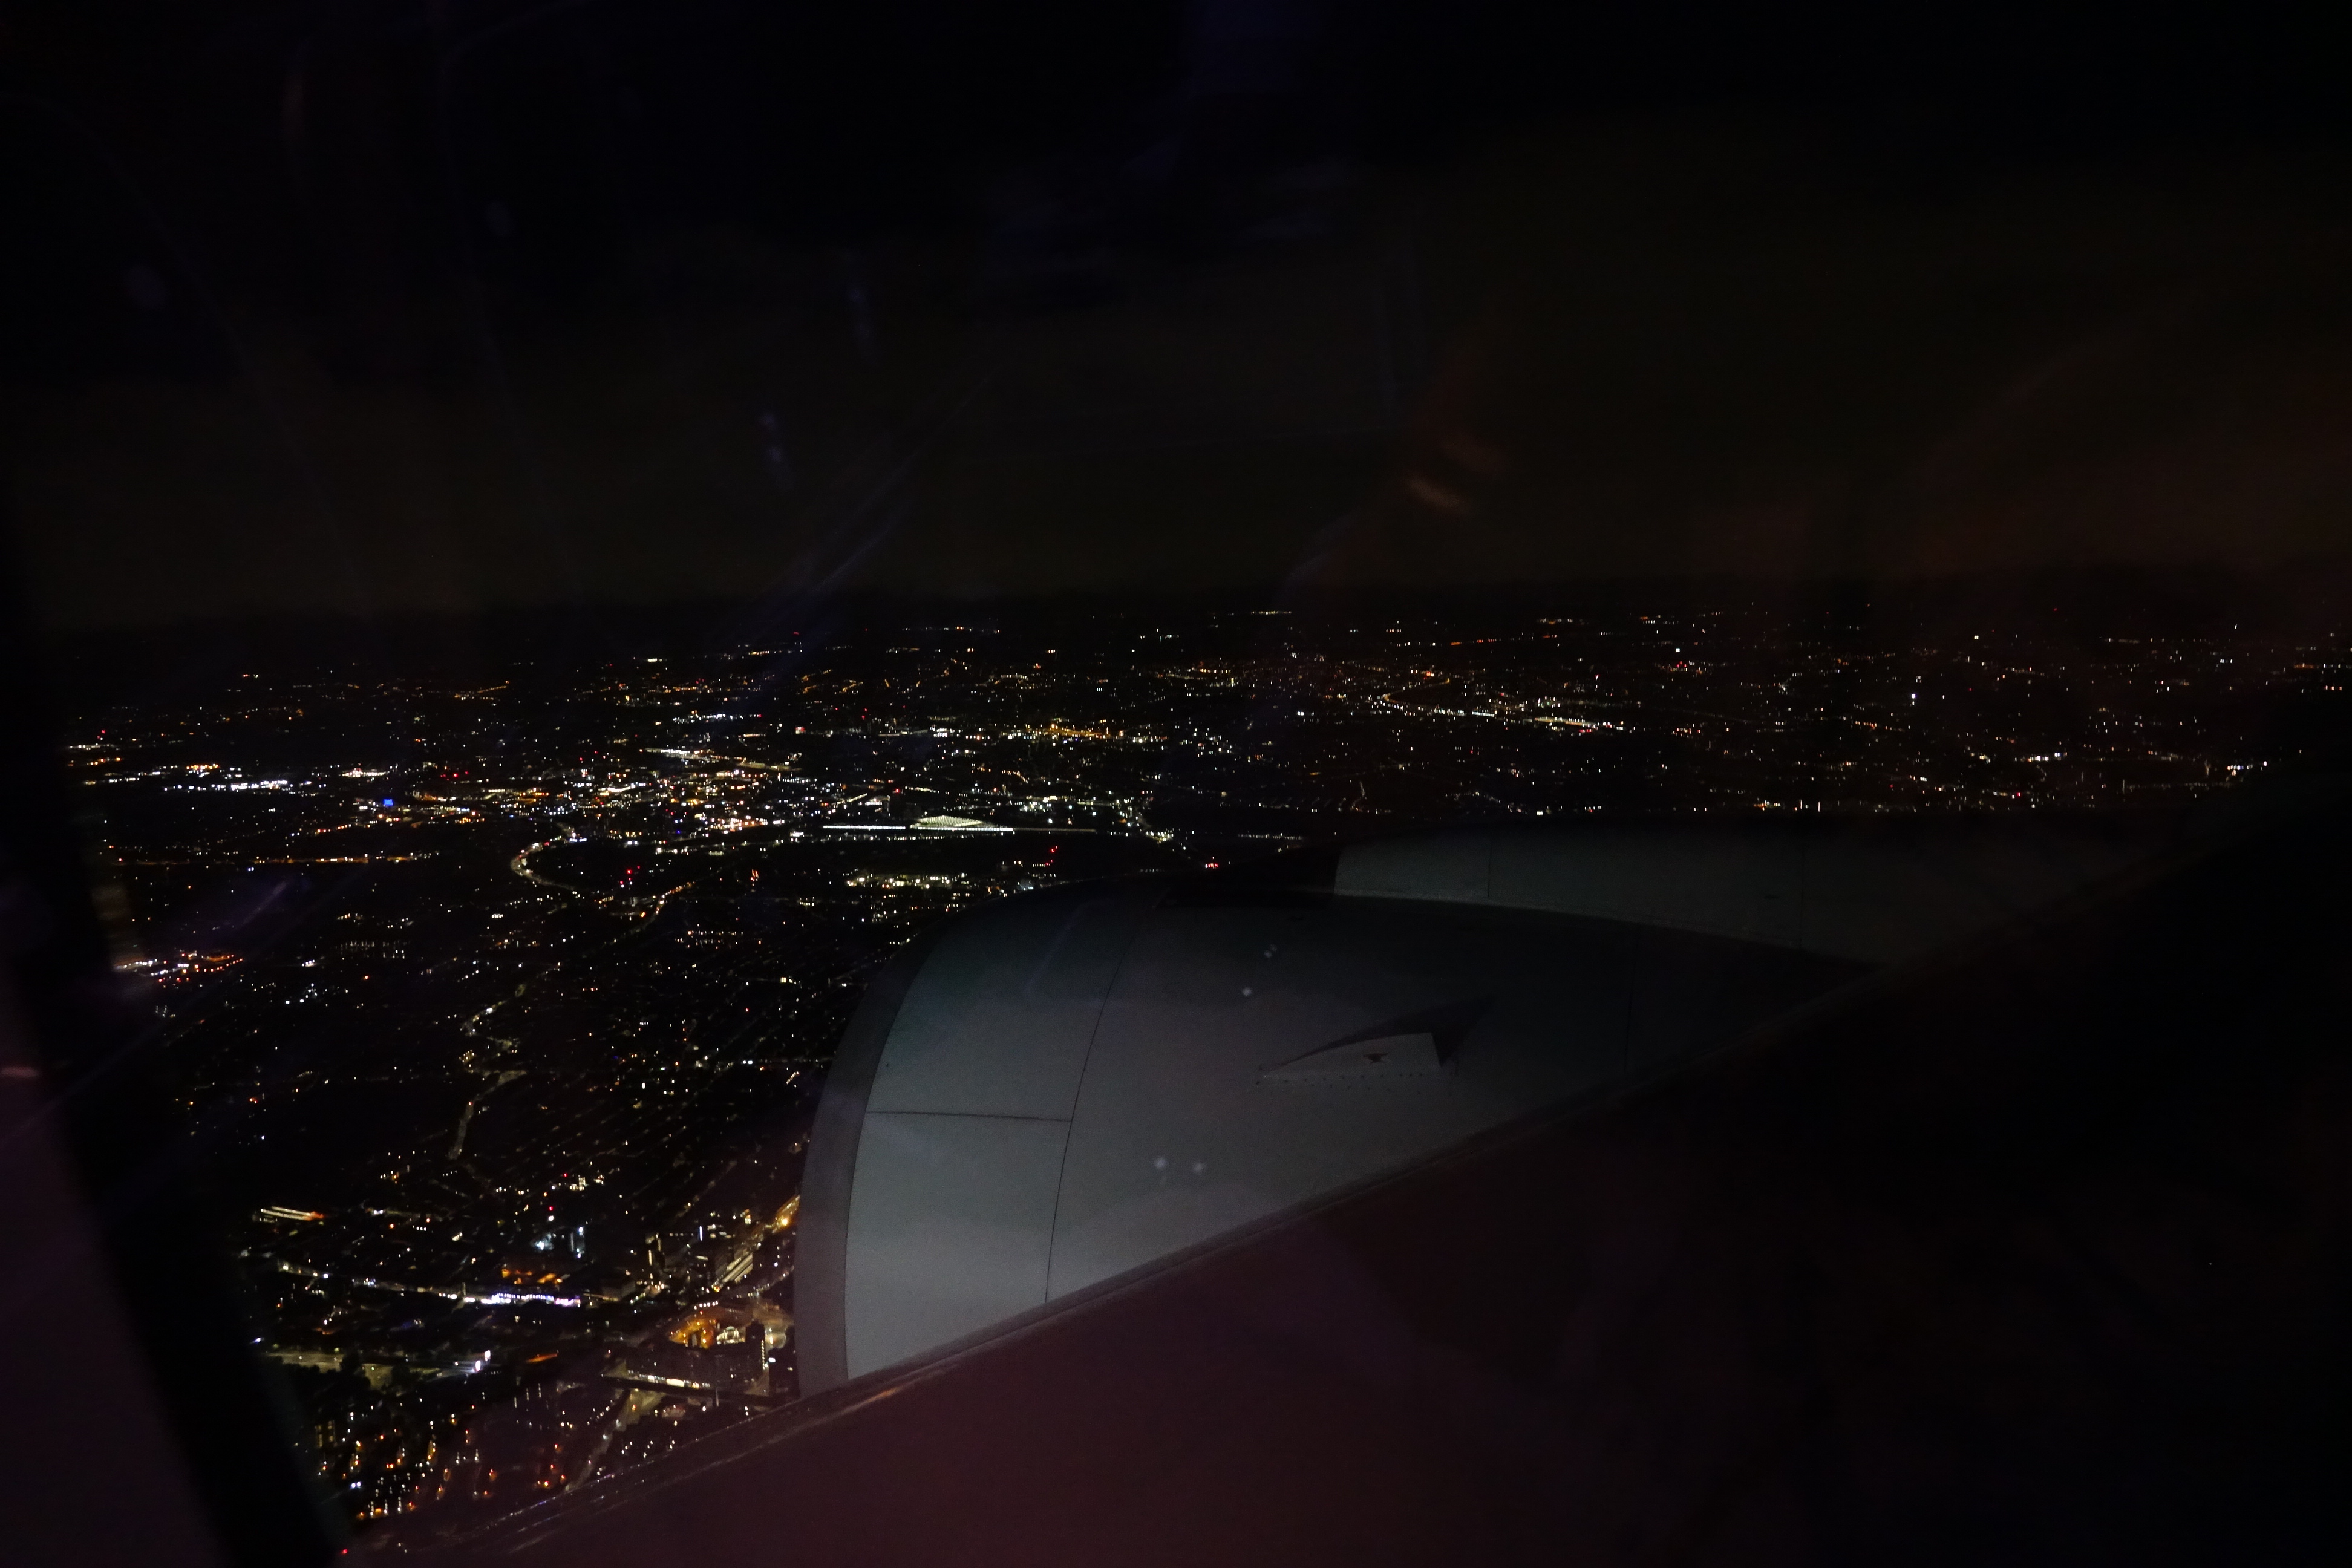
[41,557,2352,687]
[9,4,2352,628]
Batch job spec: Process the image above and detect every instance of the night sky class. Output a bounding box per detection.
[3,2,2349,626]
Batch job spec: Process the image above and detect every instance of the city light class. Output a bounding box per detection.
[73,598,2336,1534]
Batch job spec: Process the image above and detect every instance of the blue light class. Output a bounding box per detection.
[382,797,396,808]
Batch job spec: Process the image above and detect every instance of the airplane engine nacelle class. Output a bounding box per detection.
[797,818,2166,1390]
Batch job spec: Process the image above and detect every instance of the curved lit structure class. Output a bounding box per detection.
[797,819,2163,1391]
